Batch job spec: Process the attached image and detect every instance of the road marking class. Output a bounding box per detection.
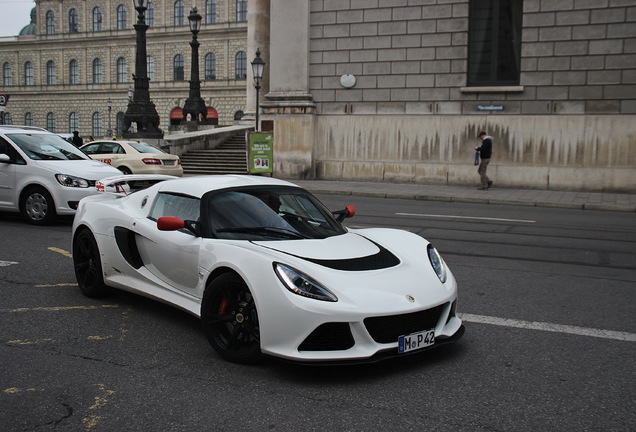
[460,313,636,342]
[0,260,19,267]
[48,247,73,258]
[35,283,78,287]
[397,213,536,223]
[4,305,119,313]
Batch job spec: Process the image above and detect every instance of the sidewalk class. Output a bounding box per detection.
[290,179,636,213]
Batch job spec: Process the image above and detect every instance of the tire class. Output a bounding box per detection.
[73,228,112,298]
[201,273,261,364]
[20,187,57,225]
[117,166,132,175]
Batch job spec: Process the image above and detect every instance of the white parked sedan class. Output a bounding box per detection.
[72,174,464,364]
[80,140,183,177]
[0,125,124,225]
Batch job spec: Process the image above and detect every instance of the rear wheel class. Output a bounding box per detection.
[117,166,132,175]
[20,187,56,225]
[73,228,111,298]
[201,273,261,364]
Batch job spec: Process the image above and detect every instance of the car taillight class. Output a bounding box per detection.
[142,158,162,165]
[177,159,181,165]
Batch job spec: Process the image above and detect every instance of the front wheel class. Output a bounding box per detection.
[73,228,111,298]
[201,273,261,364]
[20,187,56,225]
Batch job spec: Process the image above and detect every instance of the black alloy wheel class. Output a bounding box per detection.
[73,228,111,298]
[201,273,261,364]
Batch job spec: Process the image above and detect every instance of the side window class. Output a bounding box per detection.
[149,193,200,223]
[82,143,100,154]
[0,137,26,165]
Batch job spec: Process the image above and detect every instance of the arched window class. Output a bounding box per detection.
[3,113,12,125]
[92,58,103,84]
[47,112,56,132]
[46,11,55,34]
[92,112,102,137]
[174,0,185,26]
[69,112,79,133]
[3,62,12,86]
[235,51,247,79]
[117,57,128,83]
[116,112,125,135]
[24,62,34,86]
[69,59,79,84]
[69,9,79,33]
[117,5,127,30]
[234,110,244,121]
[46,61,57,85]
[93,7,103,32]
[236,0,247,22]
[205,53,216,80]
[173,54,184,81]
[147,3,155,27]
[25,112,33,126]
[205,0,217,24]
[147,56,155,80]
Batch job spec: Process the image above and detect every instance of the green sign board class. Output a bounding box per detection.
[248,132,273,174]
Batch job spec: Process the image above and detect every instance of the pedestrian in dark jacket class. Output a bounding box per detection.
[71,131,83,147]
[476,131,493,190]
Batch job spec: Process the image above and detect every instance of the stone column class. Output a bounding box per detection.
[245,0,270,123]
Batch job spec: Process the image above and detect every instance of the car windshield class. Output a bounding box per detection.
[8,133,88,161]
[129,142,166,154]
[206,187,347,240]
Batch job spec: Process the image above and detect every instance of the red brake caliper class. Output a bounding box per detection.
[218,298,229,315]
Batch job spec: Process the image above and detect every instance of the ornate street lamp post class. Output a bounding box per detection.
[182,7,207,123]
[123,0,163,138]
[106,99,113,137]
[251,49,265,132]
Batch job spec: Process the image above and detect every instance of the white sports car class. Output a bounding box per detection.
[72,175,464,364]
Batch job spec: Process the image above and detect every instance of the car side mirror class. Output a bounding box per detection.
[332,205,356,223]
[0,153,10,163]
[157,216,200,236]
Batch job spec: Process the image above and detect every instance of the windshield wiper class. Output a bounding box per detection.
[216,226,308,239]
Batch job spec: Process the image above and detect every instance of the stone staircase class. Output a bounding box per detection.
[180,133,248,175]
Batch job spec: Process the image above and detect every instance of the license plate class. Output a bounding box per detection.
[163,160,175,166]
[398,329,435,354]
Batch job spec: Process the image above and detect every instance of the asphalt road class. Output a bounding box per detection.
[1,195,635,432]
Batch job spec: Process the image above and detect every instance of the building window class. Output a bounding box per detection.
[147,56,155,80]
[69,112,79,133]
[69,60,79,84]
[236,0,247,22]
[116,112,125,135]
[173,54,184,81]
[174,0,185,26]
[3,113,12,125]
[206,0,217,24]
[235,51,246,79]
[205,53,216,80]
[3,62,12,86]
[25,112,33,126]
[147,3,155,27]
[117,5,127,30]
[46,113,56,132]
[69,9,79,33]
[24,62,34,86]
[46,11,55,34]
[46,61,57,85]
[92,112,102,136]
[117,57,128,83]
[92,58,103,84]
[467,0,522,87]
[93,7,103,32]
[234,110,244,121]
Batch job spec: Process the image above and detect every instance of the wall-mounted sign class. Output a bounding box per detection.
[248,132,273,174]
[477,104,505,111]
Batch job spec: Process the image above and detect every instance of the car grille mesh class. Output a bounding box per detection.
[298,322,355,351]
[364,303,447,344]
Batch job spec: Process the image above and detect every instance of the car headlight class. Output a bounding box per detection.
[55,174,89,188]
[427,245,447,283]
[274,263,338,302]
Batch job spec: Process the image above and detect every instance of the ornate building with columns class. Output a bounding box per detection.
[0,0,248,136]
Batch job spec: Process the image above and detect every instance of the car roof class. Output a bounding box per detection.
[156,175,300,198]
[0,125,52,134]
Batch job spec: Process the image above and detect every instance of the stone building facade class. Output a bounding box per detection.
[252,0,636,192]
[0,0,248,136]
